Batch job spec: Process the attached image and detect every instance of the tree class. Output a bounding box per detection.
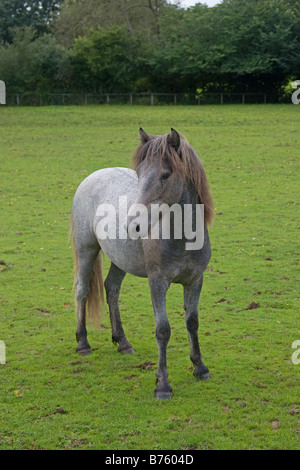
[52,0,167,47]
[1,0,299,97]
[144,0,300,94]
[142,3,214,92]
[0,0,63,43]
[69,25,142,92]
[0,27,70,92]
[211,0,300,93]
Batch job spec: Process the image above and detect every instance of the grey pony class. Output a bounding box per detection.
[71,128,214,398]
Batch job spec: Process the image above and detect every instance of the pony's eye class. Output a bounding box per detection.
[161,172,170,182]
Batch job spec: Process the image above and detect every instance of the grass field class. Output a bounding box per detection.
[0,104,299,450]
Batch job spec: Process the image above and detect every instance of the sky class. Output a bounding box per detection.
[168,0,222,7]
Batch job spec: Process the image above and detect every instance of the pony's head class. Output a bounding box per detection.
[131,128,214,226]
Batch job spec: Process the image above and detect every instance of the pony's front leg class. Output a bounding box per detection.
[148,274,172,399]
[184,277,211,380]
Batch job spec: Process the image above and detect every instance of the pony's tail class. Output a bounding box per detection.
[86,251,105,328]
[70,215,105,329]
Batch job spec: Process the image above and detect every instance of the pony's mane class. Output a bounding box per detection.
[131,133,214,226]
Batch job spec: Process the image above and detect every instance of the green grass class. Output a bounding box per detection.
[0,104,299,450]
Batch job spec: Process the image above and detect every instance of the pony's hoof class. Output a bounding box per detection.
[194,370,211,381]
[193,364,211,380]
[199,372,211,381]
[117,340,134,354]
[119,347,135,355]
[76,346,91,356]
[154,384,173,399]
[155,390,173,400]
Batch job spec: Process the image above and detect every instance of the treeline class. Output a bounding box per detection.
[0,0,300,99]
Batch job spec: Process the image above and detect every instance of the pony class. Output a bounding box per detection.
[71,128,214,398]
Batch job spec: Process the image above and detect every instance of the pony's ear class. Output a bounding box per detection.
[139,128,151,144]
[168,128,181,155]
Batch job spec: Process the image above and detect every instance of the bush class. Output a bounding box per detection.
[0,27,71,93]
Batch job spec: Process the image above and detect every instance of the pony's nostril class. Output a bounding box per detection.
[136,224,140,233]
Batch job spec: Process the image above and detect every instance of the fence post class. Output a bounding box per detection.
[242,93,245,104]
[16,94,20,106]
[151,93,154,106]
[220,93,223,105]
[264,93,266,104]
[174,94,177,106]
[107,94,110,104]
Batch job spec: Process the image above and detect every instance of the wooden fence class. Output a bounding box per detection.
[5,92,272,106]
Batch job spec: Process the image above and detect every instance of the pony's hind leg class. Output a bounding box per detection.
[184,277,211,380]
[75,245,100,355]
[104,262,134,354]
